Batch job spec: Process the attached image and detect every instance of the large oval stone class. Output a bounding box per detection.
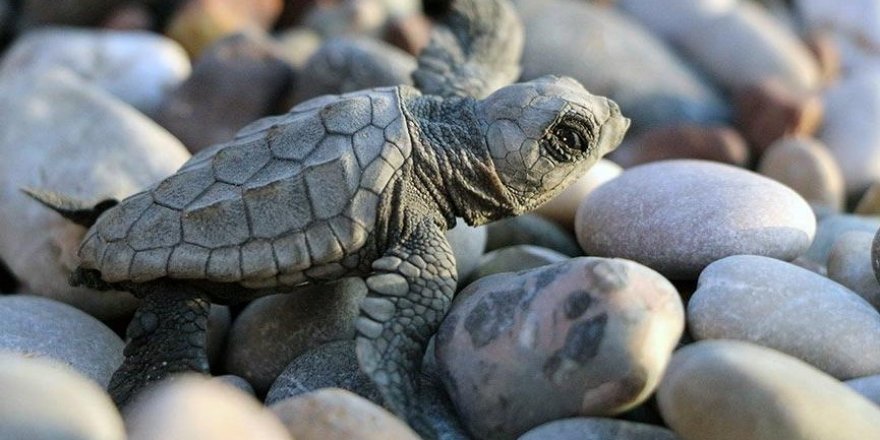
[689,255,880,379]
[0,68,189,320]
[576,160,815,279]
[758,136,845,213]
[515,0,729,133]
[828,231,880,309]
[436,257,684,440]
[0,353,125,440]
[657,340,880,440]
[0,295,124,387]
[518,418,679,440]
[126,375,290,440]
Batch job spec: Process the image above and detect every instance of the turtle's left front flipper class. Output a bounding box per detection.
[356,219,457,437]
[21,187,118,228]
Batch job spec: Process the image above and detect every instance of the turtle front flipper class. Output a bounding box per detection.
[109,284,211,408]
[356,219,457,437]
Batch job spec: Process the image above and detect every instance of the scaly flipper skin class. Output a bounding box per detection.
[21,188,118,228]
[414,0,524,99]
[355,219,457,432]
[107,285,210,407]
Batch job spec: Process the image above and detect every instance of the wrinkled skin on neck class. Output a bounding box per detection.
[402,75,630,227]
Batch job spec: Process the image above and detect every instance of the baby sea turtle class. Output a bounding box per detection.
[29,75,628,432]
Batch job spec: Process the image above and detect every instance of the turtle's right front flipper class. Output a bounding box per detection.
[21,188,117,228]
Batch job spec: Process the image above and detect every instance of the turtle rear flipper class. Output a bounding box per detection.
[21,187,118,228]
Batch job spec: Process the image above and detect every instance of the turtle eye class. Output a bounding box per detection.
[554,126,584,152]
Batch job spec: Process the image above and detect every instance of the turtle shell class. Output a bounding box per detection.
[78,87,414,288]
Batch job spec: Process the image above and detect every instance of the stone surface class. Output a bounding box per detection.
[126,375,291,440]
[18,0,125,28]
[224,278,366,394]
[165,0,284,57]
[828,232,880,310]
[152,31,294,152]
[576,160,816,279]
[0,295,124,387]
[207,305,231,365]
[101,2,155,30]
[292,36,415,103]
[847,375,880,406]
[805,214,880,265]
[302,0,387,37]
[820,70,880,195]
[518,418,680,440]
[0,353,125,440]
[734,80,824,154]
[213,374,256,396]
[0,69,189,320]
[468,245,568,283]
[270,388,421,440]
[689,255,880,379]
[516,0,729,133]
[855,182,880,215]
[619,0,820,92]
[758,136,845,212]
[657,340,880,440]
[487,214,582,257]
[445,220,488,282]
[384,12,431,55]
[798,0,880,72]
[1,28,191,114]
[534,159,622,231]
[266,340,381,405]
[276,28,323,69]
[610,124,749,168]
[436,257,684,439]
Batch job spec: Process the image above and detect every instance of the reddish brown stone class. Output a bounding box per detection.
[734,79,824,156]
[806,30,841,85]
[384,13,432,56]
[610,124,750,168]
[165,0,283,57]
[101,2,156,30]
[151,32,294,153]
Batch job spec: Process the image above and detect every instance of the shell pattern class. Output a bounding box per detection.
[78,87,414,289]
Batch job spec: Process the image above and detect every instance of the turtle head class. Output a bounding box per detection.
[477,75,629,215]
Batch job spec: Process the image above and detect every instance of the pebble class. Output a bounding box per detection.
[302,0,387,38]
[0,28,191,114]
[657,340,880,440]
[165,0,284,57]
[468,245,569,283]
[213,374,256,396]
[820,70,880,195]
[734,80,824,154]
[436,257,684,439]
[384,12,432,55]
[152,31,294,152]
[276,28,323,70]
[0,353,125,440]
[847,375,880,406]
[855,182,880,215]
[797,0,880,72]
[534,159,622,231]
[518,418,680,440]
[487,214,582,257]
[445,219,488,282]
[101,2,155,30]
[18,0,124,28]
[126,375,291,440]
[828,232,880,310]
[576,160,816,279]
[270,388,421,440]
[804,214,880,265]
[610,124,749,168]
[224,278,366,394]
[266,340,380,405]
[689,255,880,379]
[292,36,414,103]
[758,136,845,213]
[515,0,729,133]
[0,295,124,387]
[619,0,820,92]
[0,68,189,320]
